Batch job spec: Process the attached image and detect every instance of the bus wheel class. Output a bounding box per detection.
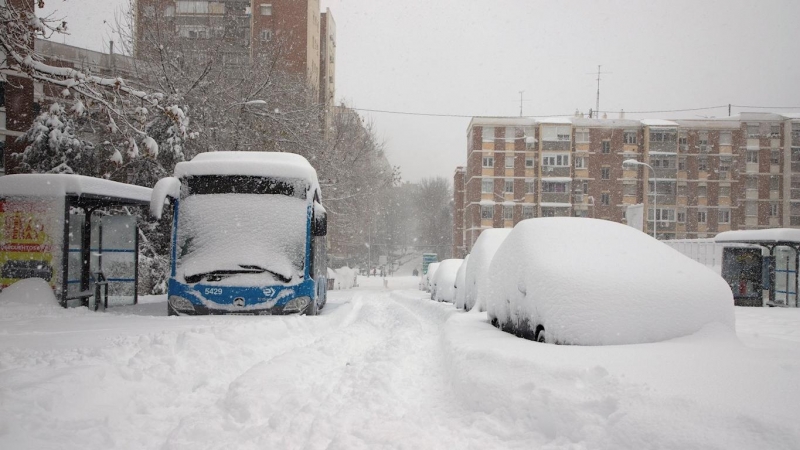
[305,299,319,316]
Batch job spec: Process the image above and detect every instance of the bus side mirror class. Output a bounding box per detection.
[313,212,327,237]
[150,177,181,220]
[313,200,328,237]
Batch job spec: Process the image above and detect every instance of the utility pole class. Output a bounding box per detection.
[588,65,611,117]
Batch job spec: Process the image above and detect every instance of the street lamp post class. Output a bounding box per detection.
[622,159,657,239]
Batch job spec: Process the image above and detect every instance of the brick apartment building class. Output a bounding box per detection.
[134,0,334,103]
[453,113,800,256]
[1,39,136,174]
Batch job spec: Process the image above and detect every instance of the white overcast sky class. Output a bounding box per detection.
[42,0,800,182]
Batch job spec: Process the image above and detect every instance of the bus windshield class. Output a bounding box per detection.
[176,176,309,286]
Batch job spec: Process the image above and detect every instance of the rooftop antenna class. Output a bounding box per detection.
[519,91,524,117]
[588,65,612,118]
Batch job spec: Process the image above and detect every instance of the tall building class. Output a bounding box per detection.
[135,0,332,100]
[454,113,800,253]
[319,8,336,126]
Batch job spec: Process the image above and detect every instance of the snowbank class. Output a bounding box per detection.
[330,266,358,289]
[454,255,469,309]
[0,278,60,309]
[486,218,735,345]
[431,259,463,303]
[464,228,512,311]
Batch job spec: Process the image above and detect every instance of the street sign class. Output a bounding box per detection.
[422,253,438,275]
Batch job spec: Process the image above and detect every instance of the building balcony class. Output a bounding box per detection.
[541,167,571,178]
[541,192,571,204]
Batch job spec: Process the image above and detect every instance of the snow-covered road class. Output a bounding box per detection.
[2,276,800,449]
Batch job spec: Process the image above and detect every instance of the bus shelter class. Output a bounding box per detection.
[715,229,800,308]
[0,174,151,309]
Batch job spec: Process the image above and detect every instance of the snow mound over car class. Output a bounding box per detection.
[464,228,512,311]
[0,278,60,309]
[431,259,463,303]
[486,218,735,345]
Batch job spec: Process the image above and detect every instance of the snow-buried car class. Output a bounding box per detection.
[486,217,735,345]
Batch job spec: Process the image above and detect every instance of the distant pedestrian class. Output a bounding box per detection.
[412,268,419,277]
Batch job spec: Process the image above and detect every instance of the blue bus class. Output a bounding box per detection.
[151,152,327,316]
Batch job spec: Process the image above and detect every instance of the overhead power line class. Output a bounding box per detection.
[350,105,735,119]
[731,105,800,110]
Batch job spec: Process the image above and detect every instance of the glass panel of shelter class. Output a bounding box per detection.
[774,246,798,307]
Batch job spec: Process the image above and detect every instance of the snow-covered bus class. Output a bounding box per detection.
[151,152,328,315]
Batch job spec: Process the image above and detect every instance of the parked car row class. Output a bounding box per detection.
[420,217,736,346]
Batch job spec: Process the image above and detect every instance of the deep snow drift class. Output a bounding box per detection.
[1,276,799,449]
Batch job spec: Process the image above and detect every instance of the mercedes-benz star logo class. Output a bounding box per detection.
[233,297,245,307]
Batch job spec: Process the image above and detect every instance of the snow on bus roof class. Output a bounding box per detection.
[715,228,800,245]
[0,174,152,203]
[174,151,319,184]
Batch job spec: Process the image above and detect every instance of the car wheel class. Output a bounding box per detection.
[167,304,178,316]
[536,326,546,343]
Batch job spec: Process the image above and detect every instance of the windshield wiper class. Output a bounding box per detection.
[185,265,292,284]
[238,264,293,284]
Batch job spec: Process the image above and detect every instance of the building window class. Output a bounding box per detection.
[574,156,586,169]
[481,178,493,194]
[505,126,517,141]
[177,1,210,14]
[719,131,732,146]
[481,205,493,219]
[600,192,610,205]
[504,179,514,193]
[719,156,732,172]
[679,134,688,150]
[482,127,495,142]
[649,208,675,222]
[771,124,781,138]
[575,130,589,143]
[525,179,535,194]
[525,157,534,168]
[678,156,687,171]
[720,186,730,197]
[747,150,759,163]
[745,202,758,217]
[770,203,780,217]
[650,130,676,143]
[624,131,637,144]
[542,125,571,142]
[698,211,707,223]
[698,156,708,171]
[482,156,494,168]
[747,124,760,138]
[623,183,637,196]
[259,4,273,15]
[542,181,568,193]
[522,206,535,219]
[771,149,781,165]
[0,141,5,172]
[677,210,686,223]
[259,29,273,41]
[697,185,707,198]
[542,153,569,167]
[601,141,610,154]
[503,205,513,220]
[601,167,610,180]
[719,209,731,224]
[770,176,780,191]
[505,156,514,168]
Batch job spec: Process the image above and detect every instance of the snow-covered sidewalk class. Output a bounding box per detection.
[1,276,799,449]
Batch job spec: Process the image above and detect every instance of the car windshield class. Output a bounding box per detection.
[176,178,308,286]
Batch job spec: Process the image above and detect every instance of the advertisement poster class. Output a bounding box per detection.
[0,198,63,291]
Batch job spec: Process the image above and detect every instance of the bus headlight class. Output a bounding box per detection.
[284,296,310,313]
[169,295,196,312]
